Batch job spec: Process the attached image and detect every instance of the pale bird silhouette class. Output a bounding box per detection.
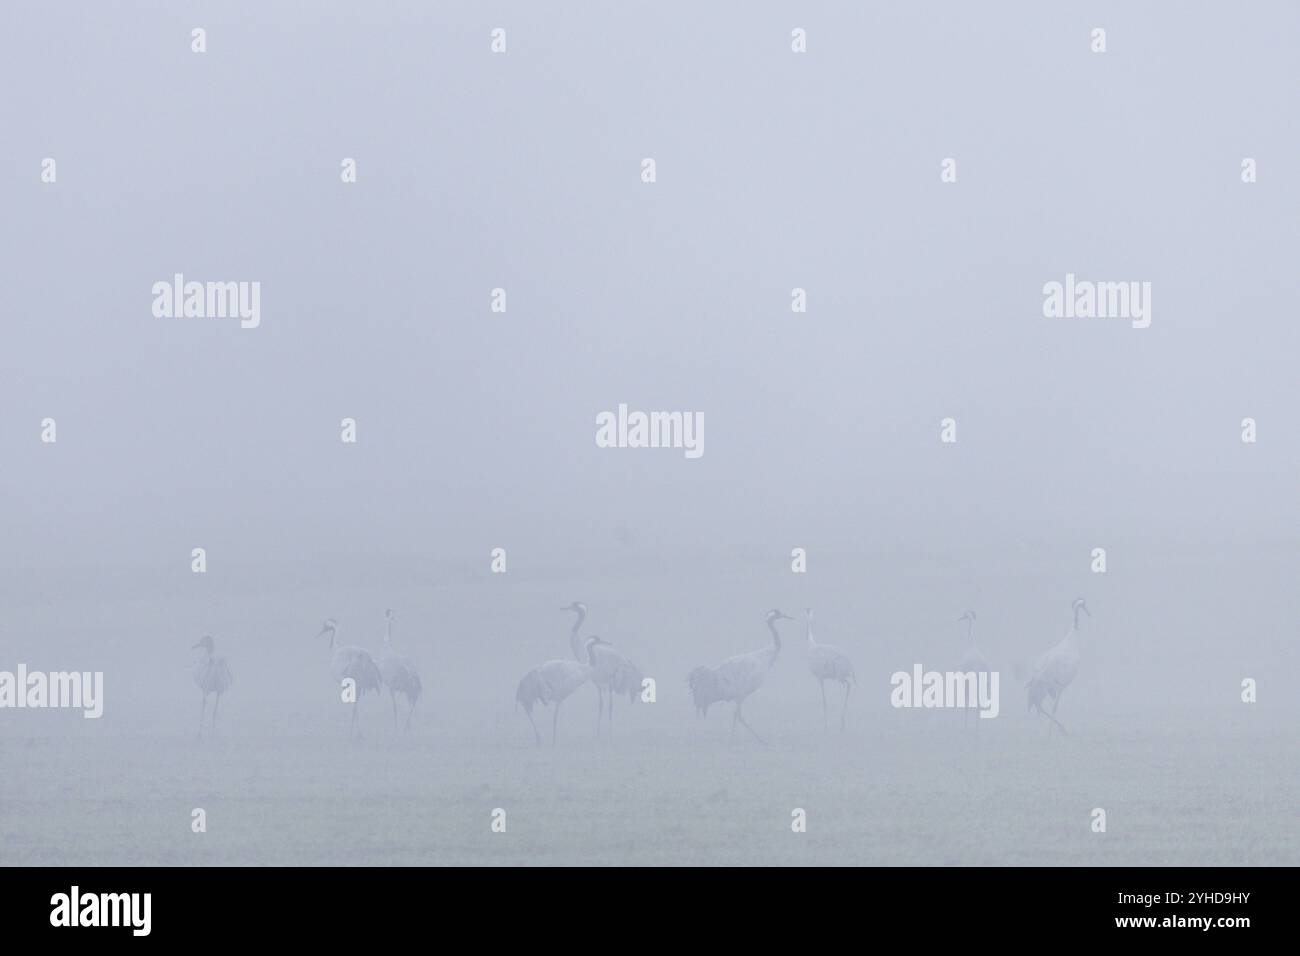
[1026,598,1090,734]
[803,608,855,731]
[562,601,642,738]
[378,609,422,732]
[191,634,233,736]
[315,618,383,737]
[688,609,794,744]
[516,635,604,746]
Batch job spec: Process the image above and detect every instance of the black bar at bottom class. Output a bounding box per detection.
[0,866,1279,941]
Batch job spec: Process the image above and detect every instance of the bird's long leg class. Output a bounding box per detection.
[1032,699,1051,735]
[198,693,207,737]
[1035,698,1063,736]
[840,682,850,733]
[351,698,361,738]
[735,701,766,745]
[552,701,562,746]
[594,686,604,738]
[1048,693,1067,735]
[212,693,221,733]
[820,679,827,730]
[391,690,398,732]
[608,692,614,741]
[524,706,540,746]
[404,696,415,733]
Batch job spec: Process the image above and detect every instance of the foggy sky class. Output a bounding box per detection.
[1,2,1297,730]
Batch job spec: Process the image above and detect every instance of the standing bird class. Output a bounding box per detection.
[957,610,987,727]
[803,608,855,731]
[314,619,383,737]
[378,609,422,732]
[589,640,644,739]
[191,635,233,736]
[515,636,604,746]
[562,602,642,738]
[1026,598,1090,735]
[688,609,795,744]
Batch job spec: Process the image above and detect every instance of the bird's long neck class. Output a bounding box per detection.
[966,618,976,646]
[1072,607,1083,632]
[569,609,587,661]
[805,617,815,649]
[384,618,393,648]
[767,618,782,659]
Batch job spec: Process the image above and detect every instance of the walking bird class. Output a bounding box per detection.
[378,609,422,732]
[516,635,604,746]
[191,635,233,735]
[1026,598,1090,734]
[315,619,383,737]
[688,609,795,743]
[562,602,642,738]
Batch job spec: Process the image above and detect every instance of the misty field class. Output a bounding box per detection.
[2,708,1293,866]
[3,545,1298,867]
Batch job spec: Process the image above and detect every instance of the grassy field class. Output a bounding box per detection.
[2,707,1292,866]
[3,549,1295,866]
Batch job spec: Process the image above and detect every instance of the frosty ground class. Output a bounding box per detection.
[2,704,1292,866]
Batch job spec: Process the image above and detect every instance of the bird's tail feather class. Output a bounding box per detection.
[687,666,717,711]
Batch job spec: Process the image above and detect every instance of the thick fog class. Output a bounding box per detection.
[1,2,1296,865]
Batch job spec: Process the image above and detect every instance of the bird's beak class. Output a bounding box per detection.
[314,628,328,639]
[1082,606,1091,617]
[190,642,202,649]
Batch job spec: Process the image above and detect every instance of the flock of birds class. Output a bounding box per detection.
[192,609,422,737]
[684,608,855,744]
[515,603,645,745]
[189,597,1093,741]
[312,610,423,735]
